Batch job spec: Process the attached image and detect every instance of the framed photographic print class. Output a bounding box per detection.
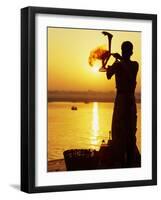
[21,6,157,193]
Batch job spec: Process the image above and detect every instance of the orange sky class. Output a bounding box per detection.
[48,27,141,93]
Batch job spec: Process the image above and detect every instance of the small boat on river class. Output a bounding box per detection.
[71,106,78,110]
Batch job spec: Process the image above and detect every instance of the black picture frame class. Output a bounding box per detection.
[21,6,157,193]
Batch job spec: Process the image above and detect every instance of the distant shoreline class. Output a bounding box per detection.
[48,99,141,103]
[48,99,114,103]
[48,91,141,103]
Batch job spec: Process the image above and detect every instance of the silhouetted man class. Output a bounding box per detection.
[106,41,139,167]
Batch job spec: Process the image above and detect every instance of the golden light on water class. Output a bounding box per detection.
[92,102,99,134]
[91,102,99,148]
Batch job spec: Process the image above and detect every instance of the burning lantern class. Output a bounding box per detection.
[88,31,113,72]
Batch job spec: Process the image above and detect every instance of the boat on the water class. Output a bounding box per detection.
[71,106,78,110]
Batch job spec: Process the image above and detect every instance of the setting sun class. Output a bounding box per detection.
[91,66,99,73]
[48,27,141,93]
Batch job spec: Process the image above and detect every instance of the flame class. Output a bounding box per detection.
[88,45,109,67]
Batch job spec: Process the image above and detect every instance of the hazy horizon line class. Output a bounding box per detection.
[48,90,141,94]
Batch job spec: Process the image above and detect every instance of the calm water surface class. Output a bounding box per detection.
[48,102,141,161]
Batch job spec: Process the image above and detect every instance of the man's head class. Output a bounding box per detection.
[121,41,133,60]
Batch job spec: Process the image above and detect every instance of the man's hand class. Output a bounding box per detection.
[112,53,122,60]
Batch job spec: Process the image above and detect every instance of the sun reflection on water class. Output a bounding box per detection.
[92,102,99,134]
[91,102,99,149]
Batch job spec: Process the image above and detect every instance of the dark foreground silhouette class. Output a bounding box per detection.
[105,41,140,168]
